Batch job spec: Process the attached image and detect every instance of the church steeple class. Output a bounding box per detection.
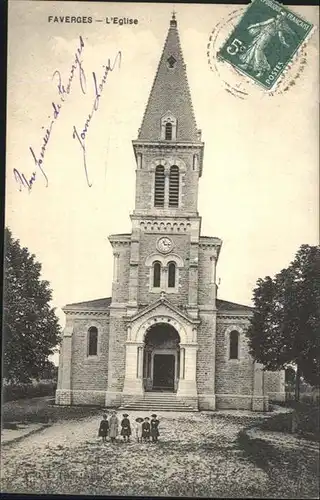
[132,13,204,216]
[138,13,199,142]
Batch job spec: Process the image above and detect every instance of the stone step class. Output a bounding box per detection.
[120,394,199,412]
[122,395,195,400]
[122,400,194,407]
[122,401,193,406]
[119,405,197,412]
[123,398,186,403]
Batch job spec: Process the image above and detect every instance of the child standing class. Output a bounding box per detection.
[150,413,160,443]
[142,416,151,443]
[109,410,119,443]
[120,413,131,442]
[135,417,143,443]
[98,413,109,443]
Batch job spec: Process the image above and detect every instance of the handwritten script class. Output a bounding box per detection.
[72,51,121,187]
[14,36,121,192]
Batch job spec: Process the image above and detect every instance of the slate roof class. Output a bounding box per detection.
[64,296,253,313]
[138,14,198,142]
[64,297,112,309]
[216,299,253,312]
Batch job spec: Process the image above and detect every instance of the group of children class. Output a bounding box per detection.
[98,411,160,444]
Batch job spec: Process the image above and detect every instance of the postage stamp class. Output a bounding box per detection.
[217,0,315,91]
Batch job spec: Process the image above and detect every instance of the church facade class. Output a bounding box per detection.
[56,14,285,411]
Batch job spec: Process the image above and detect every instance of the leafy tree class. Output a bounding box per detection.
[3,227,61,384]
[38,359,59,381]
[246,244,320,401]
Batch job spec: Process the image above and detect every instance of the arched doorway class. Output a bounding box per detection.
[143,323,180,392]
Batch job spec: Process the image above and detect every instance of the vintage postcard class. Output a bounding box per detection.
[2,0,319,498]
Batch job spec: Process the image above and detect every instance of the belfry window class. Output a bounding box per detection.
[229,331,239,360]
[153,262,161,288]
[88,327,98,356]
[168,262,176,288]
[161,113,177,141]
[165,122,173,140]
[169,166,179,207]
[154,166,165,207]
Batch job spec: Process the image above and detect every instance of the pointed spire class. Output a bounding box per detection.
[138,13,198,142]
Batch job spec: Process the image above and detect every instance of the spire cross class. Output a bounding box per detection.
[170,7,177,27]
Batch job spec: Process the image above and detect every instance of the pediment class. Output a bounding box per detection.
[127,297,199,327]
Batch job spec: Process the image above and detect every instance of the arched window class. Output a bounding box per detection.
[165,122,173,140]
[169,165,179,207]
[88,327,98,356]
[229,330,239,359]
[161,114,177,140]
[168,262,176,288]
[153,262,161,288]
[154,166,165,207]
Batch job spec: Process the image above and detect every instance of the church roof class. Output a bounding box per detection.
[216,299,253,313]
[64,297,112,309]
[138,13,198,142]
[63,296,253,313]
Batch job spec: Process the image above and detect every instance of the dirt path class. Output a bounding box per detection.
[1,411,318,498]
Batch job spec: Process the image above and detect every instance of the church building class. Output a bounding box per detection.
[56,14,285,411]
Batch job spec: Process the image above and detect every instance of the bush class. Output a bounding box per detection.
[260,402,320,441]
[2,399,101,424]
[2,380,57,402]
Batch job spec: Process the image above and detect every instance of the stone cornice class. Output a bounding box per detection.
[132,140,204,149]
[63,309,110,317]
[199,237,222,248]
[217,314,251,321]
[108,234,131,248]
[130,214,201,222]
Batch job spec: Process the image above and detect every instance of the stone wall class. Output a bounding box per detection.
[134,150,199,214]
[264,370,286,401]
[198,247,213,306]
[111,246,131,304]
[105,312,127,406]
[71,317,110,391]
[215,317,254,405]
[196,312,216,410]
[138,232,192,307]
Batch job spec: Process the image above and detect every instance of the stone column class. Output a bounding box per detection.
[177,344,198,397]
[188,242,199,307]
[252,362,268,411]
[210,247,218,303]
[128,234,139,310]
[179,348,185,379]
[137,346,144,378]
[123,342,144,395]
[113,252,120,282]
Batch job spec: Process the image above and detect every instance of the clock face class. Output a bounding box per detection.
[157,237,173,254]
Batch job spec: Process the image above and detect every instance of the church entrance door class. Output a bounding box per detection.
[153,354,175,391]
[143,323,180,392]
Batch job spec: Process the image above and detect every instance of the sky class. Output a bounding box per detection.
[6,1,319,365]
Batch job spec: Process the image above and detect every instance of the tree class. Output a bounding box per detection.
[246,244,320,401]
[3,227,61,384]
[38,359,59,381]
[285,366,296,387]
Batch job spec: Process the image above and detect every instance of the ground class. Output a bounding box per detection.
[1,406,319,498]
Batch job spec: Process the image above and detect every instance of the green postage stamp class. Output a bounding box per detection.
[217,0,315,91]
